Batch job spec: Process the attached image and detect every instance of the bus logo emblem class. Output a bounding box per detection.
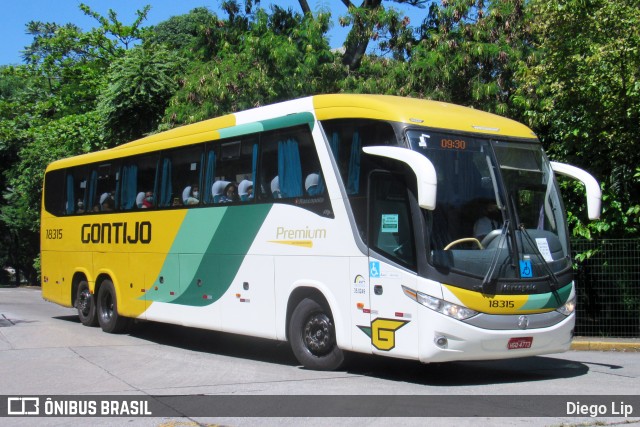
[518,315,529,330]
[358,318,409,351]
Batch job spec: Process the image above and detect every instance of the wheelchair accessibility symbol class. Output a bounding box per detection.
[519,259,533,278]
[369,261,380,278]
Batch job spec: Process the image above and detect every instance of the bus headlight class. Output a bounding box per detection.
[556,295,576,316]
[402,286,478,320]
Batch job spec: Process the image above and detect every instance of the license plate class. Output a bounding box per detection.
[507,337,533,350]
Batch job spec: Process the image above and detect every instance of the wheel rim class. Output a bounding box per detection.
[100,292,114,322]
[303,313,334,356]
[78,288,91,316]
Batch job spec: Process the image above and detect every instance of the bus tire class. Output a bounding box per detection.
[289,298,344,371]
[76,280,98,327]
[96,280,129,334]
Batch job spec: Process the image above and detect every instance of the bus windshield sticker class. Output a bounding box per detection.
[381,214,399,233]
[535,238,553,262]
[419,134,430,147]
[519,259,533,278]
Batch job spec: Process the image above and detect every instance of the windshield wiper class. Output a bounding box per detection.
[518,223,560,292]
[480,220,510,292]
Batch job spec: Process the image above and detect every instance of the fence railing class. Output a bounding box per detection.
[572,238,640,338]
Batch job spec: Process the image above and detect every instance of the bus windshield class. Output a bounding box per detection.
[406,129,571,283]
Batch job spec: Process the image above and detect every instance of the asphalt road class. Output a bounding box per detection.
[1,286,639,426]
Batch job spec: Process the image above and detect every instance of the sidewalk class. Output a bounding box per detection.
[571,336,640,352]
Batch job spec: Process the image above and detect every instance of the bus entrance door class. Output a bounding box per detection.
[366,172,419,359]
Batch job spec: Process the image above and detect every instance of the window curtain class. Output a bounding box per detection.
[278,139,303,198]
[159,158,172,207]
[330,132,340,161]
[347,130,361,195]
[251,143,258,197]
[65,174,74,214]
[204,150,216,204]
[86,170,97,210]
[119,164,138,210]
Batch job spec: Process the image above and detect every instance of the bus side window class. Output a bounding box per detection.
[43,169,66,216]
[163,144,203,208]
[136,154,159,209]
[93,162,118,212]
[206,135,256,204]
[320,119,397,196]
[259,125,323,201]
[72,167,88,214]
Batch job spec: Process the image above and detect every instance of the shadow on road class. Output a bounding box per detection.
[343,352,590,386]
[55,314,590,386]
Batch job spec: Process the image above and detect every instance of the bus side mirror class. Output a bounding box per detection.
[362,146,437,210]
[550,161,602,220]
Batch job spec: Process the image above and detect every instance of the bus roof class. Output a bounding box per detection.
[47,94,537,171]
[312,94,536,139]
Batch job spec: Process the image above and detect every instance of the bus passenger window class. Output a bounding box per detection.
[259,125,324,201]
[133,154,159,209]
[95,163,118,212]
[159,144,203,209]
[43,169,66,216]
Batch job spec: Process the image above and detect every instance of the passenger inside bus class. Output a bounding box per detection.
[472,199,502,240]
[141,191,154,208]
[182,185,200,205]
[219,182,239,203]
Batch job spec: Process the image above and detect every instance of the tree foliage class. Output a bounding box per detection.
[514,0,640,238]
[99,45,184,143]
[160,5,335,127]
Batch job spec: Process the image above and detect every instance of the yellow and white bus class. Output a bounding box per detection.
[41,94,601,370]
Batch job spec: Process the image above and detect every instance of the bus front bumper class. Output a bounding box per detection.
[418,311,574,363]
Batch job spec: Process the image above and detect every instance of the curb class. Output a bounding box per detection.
[571,338,640,352]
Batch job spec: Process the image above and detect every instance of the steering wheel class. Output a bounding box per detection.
[444,237,484,250]
[480,229,503,248]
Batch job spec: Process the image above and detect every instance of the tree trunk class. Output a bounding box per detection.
[298,0,312,14]
[341,0,382,70]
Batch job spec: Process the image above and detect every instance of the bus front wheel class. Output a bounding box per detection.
[76,280,97,327]
[96,280,129,334]
[289,298,344,371]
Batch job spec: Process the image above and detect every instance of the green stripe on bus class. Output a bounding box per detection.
[145,204,272,307]
[520,283,572,311]
[216,112,315,140]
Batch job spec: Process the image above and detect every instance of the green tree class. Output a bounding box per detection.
[98,45,184,143]
[147,7,222,61]
[21,4,151,116]
[514,0,640,237]
[0,4,152,284]
[160,6,335,127]
[1,112,105,284]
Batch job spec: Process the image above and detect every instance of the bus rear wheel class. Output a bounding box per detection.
[289,298,344,371]
[76,280,97,326]
[96,280,129,334]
